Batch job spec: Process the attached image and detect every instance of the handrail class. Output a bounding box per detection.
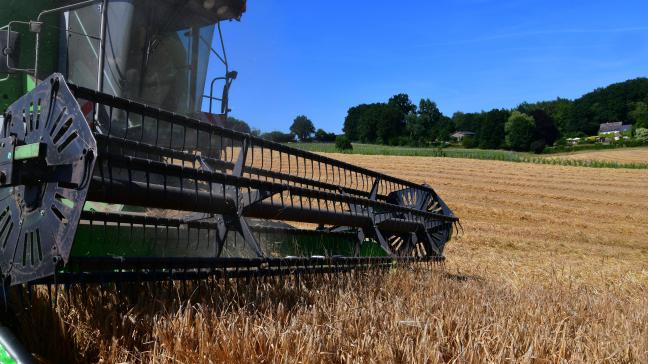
[34,0,103,80]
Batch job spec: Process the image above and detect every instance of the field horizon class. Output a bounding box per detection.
[291,143,648,169]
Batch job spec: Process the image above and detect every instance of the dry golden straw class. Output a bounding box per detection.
[6,154,648,363]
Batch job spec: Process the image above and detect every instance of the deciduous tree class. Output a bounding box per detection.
[629,102,648,129]
[505,111,535,151]
[290,115,315,141]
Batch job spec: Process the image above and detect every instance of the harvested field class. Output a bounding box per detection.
[330,154,648,295]
[10,155,648,363]
[546,147,648,164]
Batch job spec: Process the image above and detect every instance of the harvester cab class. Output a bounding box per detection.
[0,0,458,291]
[1,0,242,117]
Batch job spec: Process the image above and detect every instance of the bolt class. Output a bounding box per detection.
[40,210,45,216]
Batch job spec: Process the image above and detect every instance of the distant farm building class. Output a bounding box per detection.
[598,122,632,142]
[599,122,632,135]
[451,131,476,141]
[566,137,581,145]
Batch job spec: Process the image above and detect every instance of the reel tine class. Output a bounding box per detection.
[47,284,52,308]
[27,285,33,307]
[64,283,71,305]
[1,283,8,311]
[53,283,58,308]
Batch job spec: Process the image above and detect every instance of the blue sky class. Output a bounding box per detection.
[206,0,648,133]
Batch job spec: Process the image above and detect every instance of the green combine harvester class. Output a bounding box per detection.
[0,1,457,361]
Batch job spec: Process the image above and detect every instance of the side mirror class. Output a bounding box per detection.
[0,30,20,74]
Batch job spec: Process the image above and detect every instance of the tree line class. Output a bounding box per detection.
[221,115,337,144]
[225,77,648,152]
[258,115,338,144]
[342,77,648,152]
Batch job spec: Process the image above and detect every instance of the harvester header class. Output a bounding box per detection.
[0,0,458,288]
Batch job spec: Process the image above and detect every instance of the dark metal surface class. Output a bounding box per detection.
[33,256,444,285]
[0,30,20,74]
[0,74,96,285]
[1,74,457,286]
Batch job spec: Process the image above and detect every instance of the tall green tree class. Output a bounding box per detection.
[551,98,576,134]
[635,128,648,143]
[479,109,508,149]
[373,103,405,144]
[405,113,427,146]
[355,103,381,143]
[314,128,336,142]
[261,131,294,143]
[530,109,560,146]
[223,116,252,133]
[629,102,648,129]
[506,111,535,151]
[388,93,417,115]
[343,104,370,141]
[403,99,451,145]
[452,112,482,133]
[436,116,455,141]
[290,115,315,141]
[346,102,406,144]
[406,99,441,144]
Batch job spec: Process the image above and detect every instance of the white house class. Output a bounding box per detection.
[599,122,632,135]
[598,122,632,142]
[451,131,476,141]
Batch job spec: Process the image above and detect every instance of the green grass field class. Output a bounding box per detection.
[289,143,648,169]
[289,142,529,157]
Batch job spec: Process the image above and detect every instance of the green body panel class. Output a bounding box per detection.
[71,224,205,258]
[0,0,59,111]
[69,224,387,263]
[13,142,40,160]
[0,342,18,364]
[359,241,389,257]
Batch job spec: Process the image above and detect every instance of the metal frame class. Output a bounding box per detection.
[0,74,457,286]
[4,21,36,74]
[202,20,236,116]
[5,0,237,118]
[34,0,103,79]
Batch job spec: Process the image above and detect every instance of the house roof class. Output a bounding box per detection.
[451,131,476,137]
[599,122,631,133]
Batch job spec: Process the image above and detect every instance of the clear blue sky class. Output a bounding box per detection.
[207,0,648,133]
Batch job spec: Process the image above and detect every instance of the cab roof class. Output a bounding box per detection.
[59,0,246,24]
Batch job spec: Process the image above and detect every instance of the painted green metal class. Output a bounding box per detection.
[0,343,18,364]
[13,142,40,160]
[0,326,31,364]
[71,224,214,258]
[0,0,59,111]
[69,225,386,261]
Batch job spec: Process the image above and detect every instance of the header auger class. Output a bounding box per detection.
[0,0,458,289]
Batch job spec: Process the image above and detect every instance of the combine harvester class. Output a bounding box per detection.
[0,0,457,292]
[0,1,457,359]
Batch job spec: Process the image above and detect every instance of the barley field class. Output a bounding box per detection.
[10,155,648,363]
[547,146,648,164]
[292,142,648,169]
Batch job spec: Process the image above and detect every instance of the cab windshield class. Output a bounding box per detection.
[65,0,215,115]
